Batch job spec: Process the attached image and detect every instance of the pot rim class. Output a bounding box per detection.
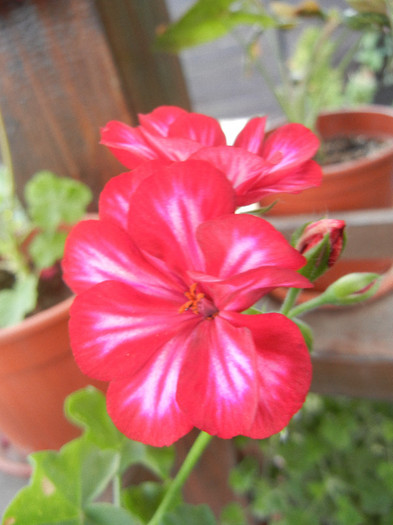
[318,105,393,175]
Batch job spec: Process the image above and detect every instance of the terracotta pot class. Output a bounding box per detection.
[265,105,393,215]
[264,106,393,299]
[0,216,104,454]
[0,295,105,454]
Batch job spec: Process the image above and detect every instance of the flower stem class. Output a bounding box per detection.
[148,431,213,525]
[0,105,15,196]
[287,295,328,318]
[280,288,301,316]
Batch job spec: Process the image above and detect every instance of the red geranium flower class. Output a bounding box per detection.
[100,106,322,207]
[63,160,312,446]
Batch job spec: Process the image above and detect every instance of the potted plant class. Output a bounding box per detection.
[1,108,380,522]
[156,0,393,295]
[0,109,99,458]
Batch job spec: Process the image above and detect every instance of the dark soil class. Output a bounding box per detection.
[318,134,392,166]
[35,264,72,314]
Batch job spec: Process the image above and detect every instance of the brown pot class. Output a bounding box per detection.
[0,216,104,454]
[0,295,105,454]
[265,105,393,215]
[264,106,393,299]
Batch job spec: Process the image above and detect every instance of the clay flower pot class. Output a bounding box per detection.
[264,105,393,298]
[265,105,393,215]
[0,217,104,455]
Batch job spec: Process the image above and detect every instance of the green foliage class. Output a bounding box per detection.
[156,0,277,52]
[159,503,217,525]
[0,274,37,328]
[2,387,177,525]
[220,502,248,525]
[25,170,92,231]
[230,394,393,524]
[157,0,393,129]
[0,168,92,328]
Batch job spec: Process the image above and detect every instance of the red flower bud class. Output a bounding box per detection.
[297,219,346,268]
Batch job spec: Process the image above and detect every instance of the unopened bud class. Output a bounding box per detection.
[294,219,346,281]
[322,272,380,305]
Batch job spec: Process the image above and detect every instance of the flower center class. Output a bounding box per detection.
[179,283,218,319]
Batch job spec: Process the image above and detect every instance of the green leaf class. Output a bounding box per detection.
[65,387,175,479]
[25,170,92,231]
[122,481,174,524]
[28,230,68,269]
[2,439,119,524]
[220,502,248,525]
[156,0,276,52]
[0,274,38,328]
[84,503,139,525]
[159,503,217,525]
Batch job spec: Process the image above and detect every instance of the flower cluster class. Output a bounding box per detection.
[63,106,323,447]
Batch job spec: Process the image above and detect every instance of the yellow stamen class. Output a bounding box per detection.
[179,283,205,314]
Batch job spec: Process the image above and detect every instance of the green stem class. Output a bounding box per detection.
[0,106,15,196]
[148,431,213,525]
[287,294,328,318]
[280,288,301,316]
[113,473,122,507]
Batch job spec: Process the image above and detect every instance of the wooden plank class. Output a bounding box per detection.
[0,0,132,205]
[0,0,191,206]
[95,0,191,118]
[303,288,393,399]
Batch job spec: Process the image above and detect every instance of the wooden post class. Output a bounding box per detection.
[0,0,190,205]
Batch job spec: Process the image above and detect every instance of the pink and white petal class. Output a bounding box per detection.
[100,121,156,169]
[138,105,189,136]
[177,317,258,438]
[62,219,180,296]
[223,312,312,438]
[190,146,267,189]
[128,160,236,274]
[233,117,267,154]
[259,159,323,195]
[69,280,193,381]
[236,159,322,205]
[168,113,227,147]
[139,129,204,161]
[99,160,170,230]
[262,123,320,171]
[196,214,307,278]
[106,331,195,446]
[190,266,311,312]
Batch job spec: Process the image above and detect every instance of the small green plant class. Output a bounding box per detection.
[157,0,393,131]
[2,387,216,525]
[229,393,393,524]
[0,111,92,328]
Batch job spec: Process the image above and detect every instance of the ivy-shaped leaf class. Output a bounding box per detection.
[65,387,175,479]
[122,481,175,524]
[2,439,121,524]
[25,170,92,231]
[28,230,68,269]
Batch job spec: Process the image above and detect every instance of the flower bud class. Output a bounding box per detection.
[294,219,346,281]
[322,272,380,305]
